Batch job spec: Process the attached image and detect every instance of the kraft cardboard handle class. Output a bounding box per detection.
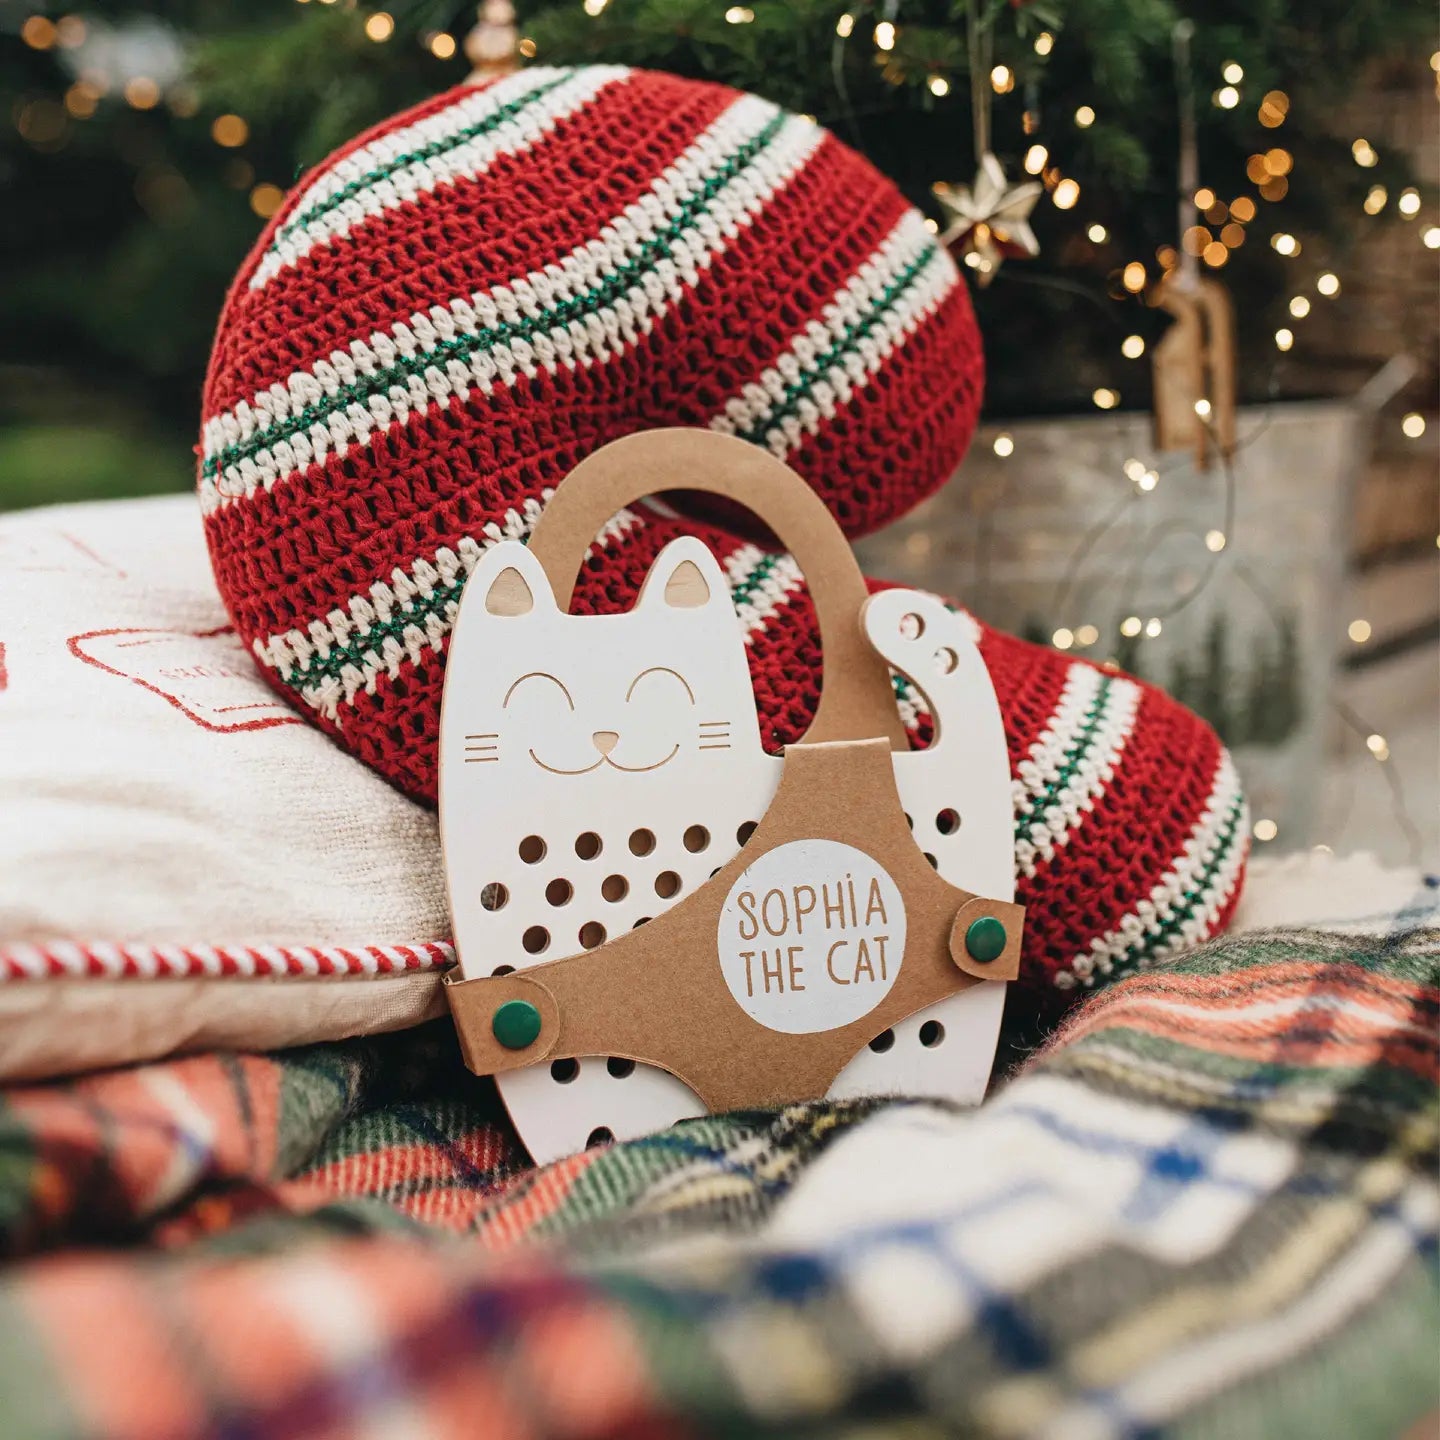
[525,429,907,750]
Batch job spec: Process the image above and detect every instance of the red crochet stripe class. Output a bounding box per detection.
[204,73,727,419]
[211,75,517,324]
[783,280,983,536]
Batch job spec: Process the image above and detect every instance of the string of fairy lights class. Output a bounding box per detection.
[815,4,1433,858]
[12,2,1434,861]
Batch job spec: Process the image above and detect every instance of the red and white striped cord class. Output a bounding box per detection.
[0,940,457,981]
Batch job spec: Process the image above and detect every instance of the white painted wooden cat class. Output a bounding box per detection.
[441,535,1013,1164]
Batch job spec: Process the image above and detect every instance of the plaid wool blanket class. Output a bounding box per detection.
[1,897,1436,1439]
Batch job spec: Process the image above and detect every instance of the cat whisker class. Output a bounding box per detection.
[464,756,500,763]
[465,733,499,740]
[698,743,732,751]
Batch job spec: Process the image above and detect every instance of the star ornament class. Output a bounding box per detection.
[933,152,1042,286]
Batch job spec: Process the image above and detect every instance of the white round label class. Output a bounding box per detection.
[716,839,906,1034]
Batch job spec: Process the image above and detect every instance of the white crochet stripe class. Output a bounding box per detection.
[710,209,958,456]
[721,543,807,639]
[201,96,824,515]
[250,67,628,291]
[1056,749,1248,990]
[254,491,643,721]
[1013,664,1142,878]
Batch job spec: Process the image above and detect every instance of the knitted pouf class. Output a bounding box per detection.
[201,66,1246,1011]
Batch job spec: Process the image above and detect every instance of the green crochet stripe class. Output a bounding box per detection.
[729,551,781,609]
[275,73,573,244]
[1104,790,1246,982]
[733,241,943,447]
[284,571,473,699]
[206,109,791,483]
[1019,676,1115,827]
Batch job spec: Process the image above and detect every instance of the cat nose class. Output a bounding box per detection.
[591,730,619,755]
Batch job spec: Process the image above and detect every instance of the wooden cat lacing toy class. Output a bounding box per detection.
[441,429,1022,1164]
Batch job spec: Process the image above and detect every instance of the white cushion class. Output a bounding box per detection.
[0,495,452,1077]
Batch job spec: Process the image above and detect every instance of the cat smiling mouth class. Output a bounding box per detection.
[528,745,680,775]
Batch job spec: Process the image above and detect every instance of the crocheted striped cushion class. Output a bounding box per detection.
[200,67,1247,1009]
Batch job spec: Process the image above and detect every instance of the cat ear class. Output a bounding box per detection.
[470,541,558,618]
[636,537,729,614]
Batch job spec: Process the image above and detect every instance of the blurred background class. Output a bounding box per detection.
[2,0,1437,863]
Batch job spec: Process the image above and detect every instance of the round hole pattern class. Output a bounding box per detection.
[633,916,652,928]
[579,920,607,949]
[518,835,546,864]
[654,871,681,899]
[936,808,961,836]
[480,882,508,912]
[919,1019,946,1048]
[924,852,939,869]
[586,1126,614,1149]
[935,646,958,674]
[550,1058,579,1084]
[606,1056,635,1079]
[683,824,710,853]
[575,831,602,861]
[545,877,573,907]
[601,874,629,903]
[868,1028,895,1053]
[628,828,655,856]
[899,612,926,640]
[521,926,549,955]
[736,821,757,846]
[491,964,516,977]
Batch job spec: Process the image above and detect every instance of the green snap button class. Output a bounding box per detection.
[492,998,542,1050]
[965,916,1007,964]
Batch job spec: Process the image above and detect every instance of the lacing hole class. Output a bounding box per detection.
[601,874,629,902]
[579,921,607,949]
[606,1057,635,1078]
[491,964,515,977]
[736,821,757,846]
[935,646,958,674]
[550,1058,579,1084]
[654,871,681,899]
[586,1126,614,1149]
[633,916,652,927]
[480,883,508,911]
[900,612,926,640]
[936,808,961,835]
[869,1029,895,1053]
[521,927,549,954]
[919,1020,945,1048]
[545,878,573,906]
[924,852,939,869]
[683,824,710,852]
[575,832,602,860]
[628,828,656,856]
[518,835,546,864]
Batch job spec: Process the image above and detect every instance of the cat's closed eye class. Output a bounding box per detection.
[625,666,694,703]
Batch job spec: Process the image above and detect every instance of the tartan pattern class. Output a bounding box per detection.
[1,900,1435,1438]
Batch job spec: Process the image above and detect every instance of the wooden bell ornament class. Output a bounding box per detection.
[439,429,1023,1163]
[1151,275,1237,470]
